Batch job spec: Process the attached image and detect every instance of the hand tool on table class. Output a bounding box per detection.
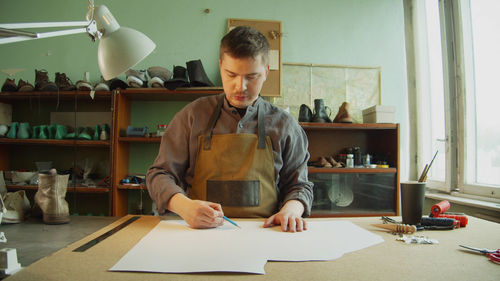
[429,200,468,227]
[459,245,500,264]
[372,224,416,234]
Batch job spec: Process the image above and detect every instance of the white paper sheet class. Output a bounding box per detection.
[109,220,383,274]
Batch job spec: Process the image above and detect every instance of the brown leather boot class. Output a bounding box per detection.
[35,69,58,91]
[35,170,70,224]
[55,72,76,91]
[333,102,354,123]
[17,79,34,92]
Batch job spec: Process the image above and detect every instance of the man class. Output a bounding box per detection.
[146,26,313,232]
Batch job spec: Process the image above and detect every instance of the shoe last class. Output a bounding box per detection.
[76,72,93,91]
[55,125,67,140]
[99,124,110,140]
[94,76,110,91]
[6,122,18,139]
[186,60,214,87]
[39,125,49,139]
[31,126,40,139]
[333,102,354,123]
[147,66,172,88]
[126,69,148,88]
[17,122,31,139]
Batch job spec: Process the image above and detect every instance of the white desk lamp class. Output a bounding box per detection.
[0,0,156,80]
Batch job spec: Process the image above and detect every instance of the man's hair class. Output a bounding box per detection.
[220,26,270,64]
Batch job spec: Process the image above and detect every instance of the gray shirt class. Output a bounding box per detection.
[146,93,314,216]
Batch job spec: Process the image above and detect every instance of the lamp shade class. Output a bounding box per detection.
[98,27,155,80]
[93,5,155,80]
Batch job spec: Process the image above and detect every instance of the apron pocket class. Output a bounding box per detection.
[206,180,260,207]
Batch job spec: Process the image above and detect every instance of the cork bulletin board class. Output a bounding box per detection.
[227,18,282,97]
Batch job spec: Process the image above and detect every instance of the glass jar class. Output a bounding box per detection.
[157,124,167,137]
[346,154,354,168]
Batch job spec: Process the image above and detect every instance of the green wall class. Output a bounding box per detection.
[0,0,410,200]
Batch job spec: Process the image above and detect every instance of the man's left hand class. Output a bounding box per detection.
[263,200,306,232]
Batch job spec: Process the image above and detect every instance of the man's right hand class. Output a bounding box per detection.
[167,193,224,229]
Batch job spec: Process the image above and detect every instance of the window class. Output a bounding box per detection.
[414,0,500,200]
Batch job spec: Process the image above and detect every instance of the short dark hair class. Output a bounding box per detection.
[220,26,270,64]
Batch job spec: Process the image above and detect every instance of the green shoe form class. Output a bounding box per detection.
[39,125,48,139]
[64,127,80,139]
[31,126,40,139]
[99,123,110,140]
[93,124,100,140]
[55,124,67,139]
[6,122,18,138]
[18,122,31,139]
[78,127,92,140]
[48,124,57,139]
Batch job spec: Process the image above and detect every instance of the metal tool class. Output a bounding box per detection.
[459,245,500,264]
[73,216,140,252]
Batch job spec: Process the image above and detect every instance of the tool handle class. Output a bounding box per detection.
[435,213,468,227]
[421,217,457,227]
[372,224,416,234]
[430,200,450,217]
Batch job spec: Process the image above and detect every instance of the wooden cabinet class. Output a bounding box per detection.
[301,123,400,217]
[0,91,113,215]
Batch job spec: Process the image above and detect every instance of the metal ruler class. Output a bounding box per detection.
[73,216,140,252]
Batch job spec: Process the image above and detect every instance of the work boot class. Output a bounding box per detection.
[1,190,31,224]
[55,72,76,91]
[35,169,70,224]
[17,122,30,139]
[333,102,354,123]
[186,59,214,87]
[35,69,58,91]
[311,99,332,123]
[298,104,313,122]
[6,122,18,139]
[1,78,17,92]
[17,79,34,92]
[165,66,190,90]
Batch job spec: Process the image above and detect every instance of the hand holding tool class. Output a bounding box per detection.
[223,216,241,229]
[459,245,500,264]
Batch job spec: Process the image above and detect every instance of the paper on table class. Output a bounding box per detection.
[109,220,383,274]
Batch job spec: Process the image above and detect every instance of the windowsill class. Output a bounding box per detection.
[425,190,500,212]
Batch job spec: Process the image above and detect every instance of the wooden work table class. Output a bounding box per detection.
[5,215,499,281]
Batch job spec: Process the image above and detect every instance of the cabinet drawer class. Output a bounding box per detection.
[310,172,396,216]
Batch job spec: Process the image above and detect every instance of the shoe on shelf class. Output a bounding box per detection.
[298,104,313,122]
[77,127,92,140]
[2,78,18,92]
[327,156,343,168]
[17,79,34,92]
[55,124,67,140]
[35,69,58,91]
[126,69,148,88]
[48,124,57,139]
[333,102,354,123]
[64,127,81,139]
[76,72,93,91]
[0,124,7,137]
[55,72,76,91]
[38,125,49,139]
[94,76,110,91]
[186,59,214,87]
[165,66,190,90]
[311,99,332,123]
[109,78,128,90]
[147,66,172,88]
[6,122,18,138]
[31,125,40,139]
[17,122,30,139]
[100,123,110,140]
[1,190,31,224]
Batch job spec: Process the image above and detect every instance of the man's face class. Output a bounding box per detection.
[219,53,269,109]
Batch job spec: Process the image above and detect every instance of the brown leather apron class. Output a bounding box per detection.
[190,95,278,217]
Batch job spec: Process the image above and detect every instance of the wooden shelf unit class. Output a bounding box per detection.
[111,88,223,216]
[0,90,114,215]
[302,123,400,217]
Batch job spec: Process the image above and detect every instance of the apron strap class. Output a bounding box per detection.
[203,94,267,150]
[203,95,224,150]
[257,102,266,149]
